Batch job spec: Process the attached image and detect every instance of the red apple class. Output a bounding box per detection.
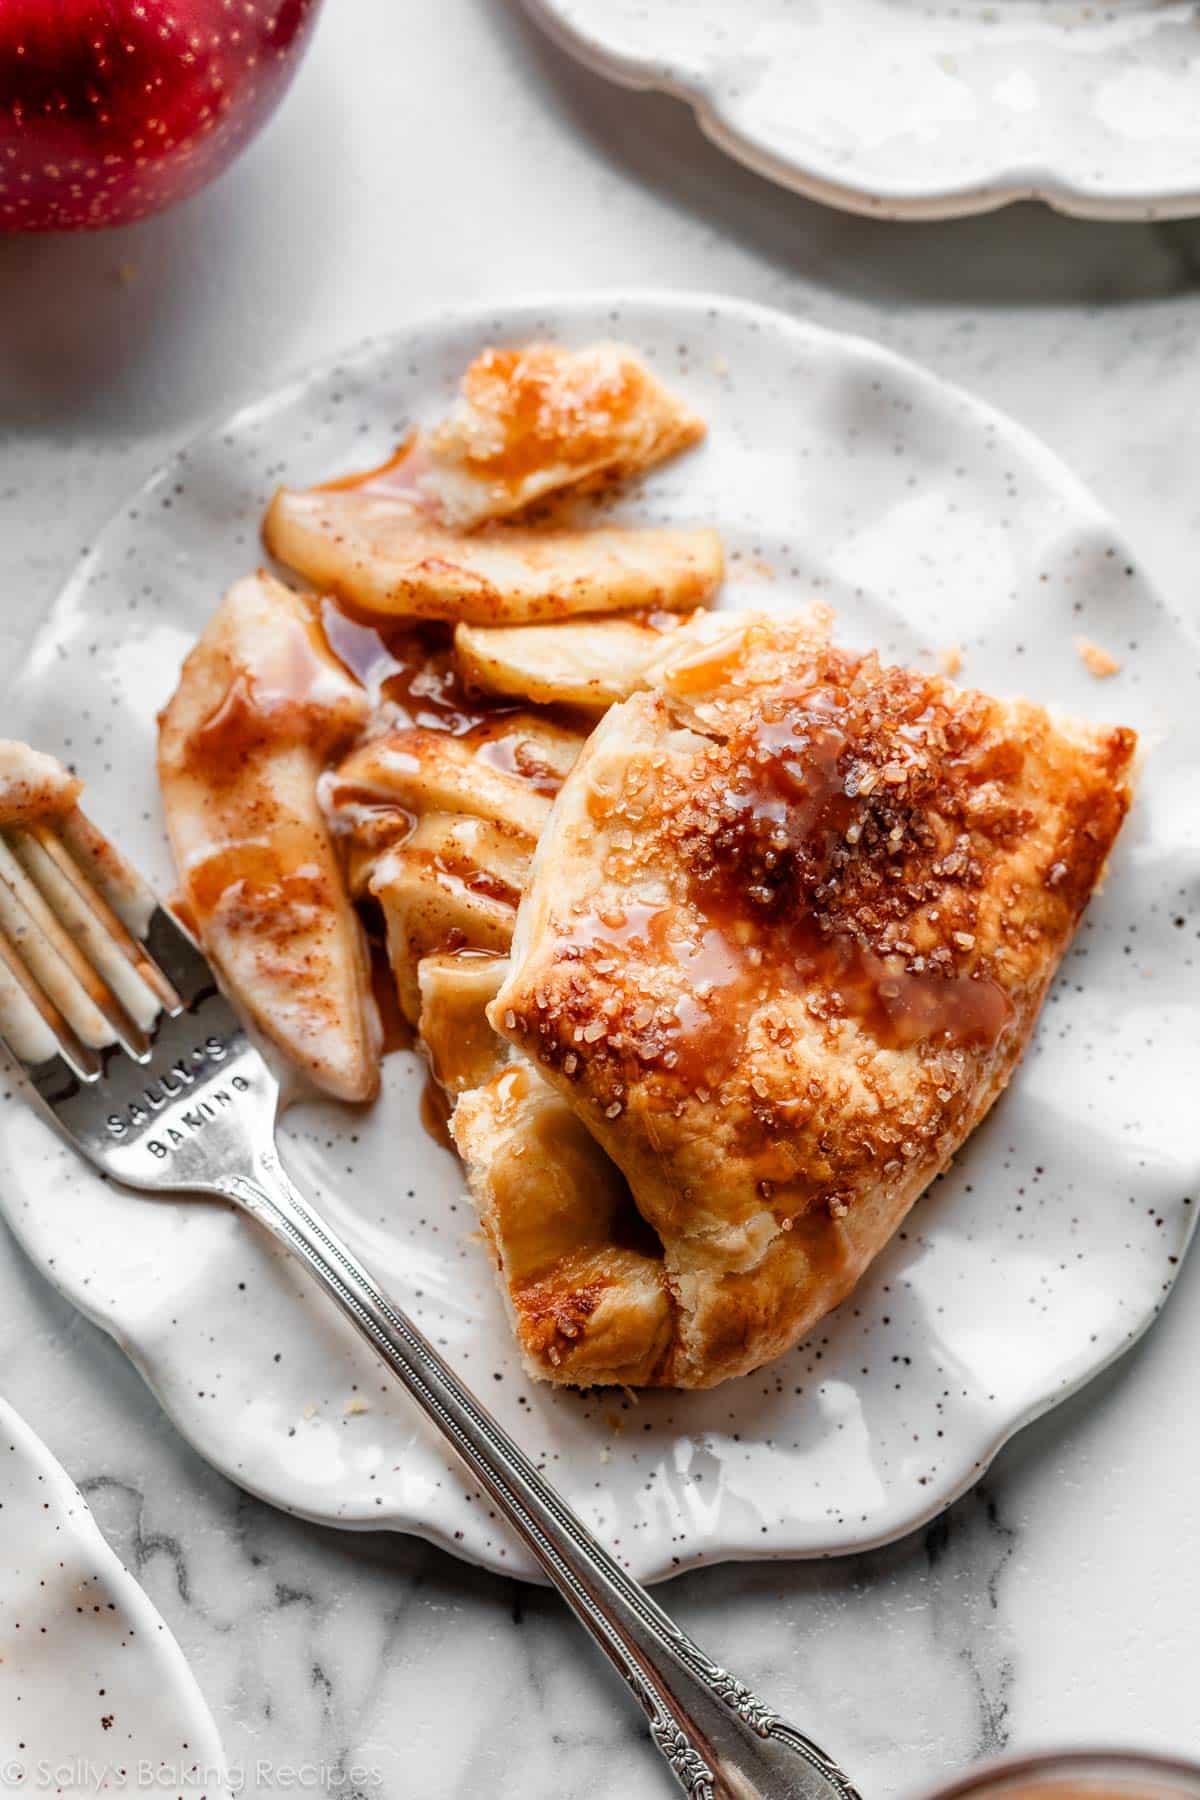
[0,0,323,231]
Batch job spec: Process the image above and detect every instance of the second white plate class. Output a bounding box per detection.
[523,0,1200,221]
[0,1397,229,1797]
[1,292,1197,1582]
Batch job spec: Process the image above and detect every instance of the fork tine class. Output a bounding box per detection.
[140,901,222,1012]
[57,809,217,1013]
[0,835,120,1053]
[57,808,157,927]
[0,797,219,1088]
[58,809,171,953]
[0,925,102,1083]
[19,822,180,1018]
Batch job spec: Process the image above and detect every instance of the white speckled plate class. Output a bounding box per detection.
[522,0,1200,221]
[1,293,1197,1585]
[0,1396,230,1797]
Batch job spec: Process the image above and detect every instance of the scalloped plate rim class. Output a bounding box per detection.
[520,0,1200,223]
[2,1177,1187,1585]
[2,289,1196,1585]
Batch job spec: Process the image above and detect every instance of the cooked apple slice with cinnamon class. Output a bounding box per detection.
[452,615,676,709]
[323,714,585,1020]
[327,724,564,845]
[453,609,744,710]
[417,949,510,1096]
[264,341,719,624]
[157,571,381,1103]
[369,835,518,1022]
[264,487,723,627]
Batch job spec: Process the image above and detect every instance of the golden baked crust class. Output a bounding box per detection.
[488,610,1138,1388]
[158,573,381,1103]
[451,1057,673,1388]
[422,342,706,526]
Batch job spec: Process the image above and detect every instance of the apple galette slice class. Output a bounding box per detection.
[483,610,1137,1388]
[158,572,382,1103]
[263,342,721,625]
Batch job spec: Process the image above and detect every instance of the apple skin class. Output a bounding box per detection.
[0,0,323,231]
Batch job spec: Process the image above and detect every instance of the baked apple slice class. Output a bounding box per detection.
[0,741,82,824]
[158,572,381,1102]
[453,609,754,710]
[263,341,721,625]
[264,498,722,628]
[323,713,585,1020]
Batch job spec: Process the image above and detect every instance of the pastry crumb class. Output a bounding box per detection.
[938,645,963,677]
[302,1402,318,1421]
[1076,636,1121,678]
[344,1394,370,1416]
[742,556,776,583]
[711,353,729,376]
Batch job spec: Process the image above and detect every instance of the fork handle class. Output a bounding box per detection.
[219,1149,860,1800]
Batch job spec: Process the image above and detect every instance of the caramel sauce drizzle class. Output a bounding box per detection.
[452,346,642,487]
[368,934,414,1058]
[312,433,432,500]
[318,599,506,737]
[566,681,1014,1094]
[419,1074,455,1151]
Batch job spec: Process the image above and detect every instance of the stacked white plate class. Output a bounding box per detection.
[0,1397,229,1797]
[524,0,1200,220]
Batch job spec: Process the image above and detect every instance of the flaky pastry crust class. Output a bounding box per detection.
[487,610,1137,1388]
[422,341,707,527]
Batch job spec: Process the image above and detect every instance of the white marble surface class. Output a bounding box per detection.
[1,2,1199,1796]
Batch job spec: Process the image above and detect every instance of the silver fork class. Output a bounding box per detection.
[0,799,861,1800]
